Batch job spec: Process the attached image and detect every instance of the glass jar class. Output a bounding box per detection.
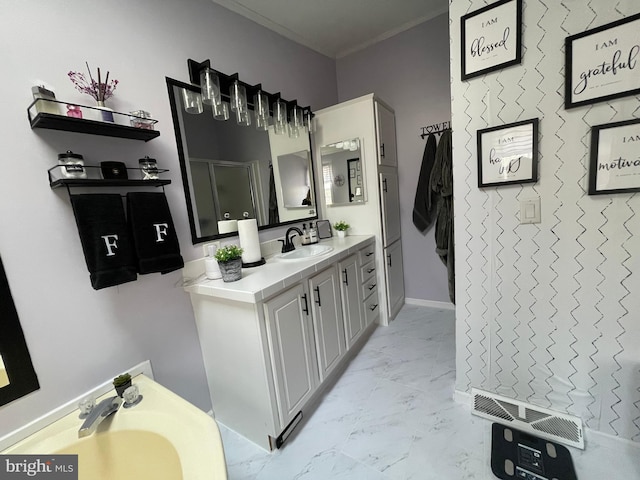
[130,110,154,130]
[32,86,61,115]
[139,156,159,180]
[58,151,87,179]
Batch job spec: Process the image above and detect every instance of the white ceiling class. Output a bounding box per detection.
[210,0,449,58]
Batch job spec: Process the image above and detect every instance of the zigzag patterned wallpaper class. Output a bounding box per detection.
[450,0,640,441]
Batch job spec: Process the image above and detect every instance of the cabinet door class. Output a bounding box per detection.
[380,170,402,247]
[309,266,346,382]
[375,102,397,167]
[385,239,405,319]
[338,254,363,349]
[265,283,318,428]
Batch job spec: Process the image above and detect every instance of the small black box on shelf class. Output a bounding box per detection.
[101,161,128,180]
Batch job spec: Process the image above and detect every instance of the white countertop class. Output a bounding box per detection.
[183,235,375,304]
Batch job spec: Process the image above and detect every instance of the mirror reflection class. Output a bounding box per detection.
[167,79,317,243]
[321,139,365,206]
[0,354,8,388]
[0,255,39,407]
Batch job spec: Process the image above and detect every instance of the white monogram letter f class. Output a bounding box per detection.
[102,234,119,256]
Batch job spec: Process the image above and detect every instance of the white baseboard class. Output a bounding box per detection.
[405,298,455,310]
[454,389,471,405]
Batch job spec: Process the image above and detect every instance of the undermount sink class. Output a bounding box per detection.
[277,244,334,260]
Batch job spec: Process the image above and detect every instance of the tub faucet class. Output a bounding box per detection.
[280,227,303,253]
[78,395,122,438]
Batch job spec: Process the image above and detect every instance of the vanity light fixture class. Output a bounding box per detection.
[186,58,314,134]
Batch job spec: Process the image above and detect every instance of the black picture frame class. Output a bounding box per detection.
[461,0,522,81]
[565,12,640,109]
[477,118,539,188]
[588,118,640,195]
[0,255,39,407]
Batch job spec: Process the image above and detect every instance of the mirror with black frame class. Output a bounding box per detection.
[0,255,39,407]
[320,138,366,206]
[166,77,317,244]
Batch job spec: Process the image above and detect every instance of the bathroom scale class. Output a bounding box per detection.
[491,423,577,480]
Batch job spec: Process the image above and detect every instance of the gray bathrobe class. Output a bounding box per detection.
[429,129,454,304]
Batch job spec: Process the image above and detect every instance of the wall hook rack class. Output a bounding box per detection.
[420,120,451,138]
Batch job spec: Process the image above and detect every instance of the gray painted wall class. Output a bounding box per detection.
[336,14,452,303]
[0,0,336,437]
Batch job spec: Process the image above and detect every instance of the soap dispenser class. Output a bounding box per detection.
[301,223,310,245]
[309,222,318,244]
[205,244,222,280]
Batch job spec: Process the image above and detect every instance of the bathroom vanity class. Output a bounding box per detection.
[183,235,378,450]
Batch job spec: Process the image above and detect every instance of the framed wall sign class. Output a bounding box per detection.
[461,0,522,81]
[477,118,539,188]
[565,12,640,109]
[588,118,640,195]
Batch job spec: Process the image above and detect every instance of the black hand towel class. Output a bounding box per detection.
[70,194,137,290]
[126,192,184,275]
[412,133,437,233]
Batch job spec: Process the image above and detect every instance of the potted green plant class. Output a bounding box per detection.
[113,373,132,398]
[214,245,244,282]
[333,221,350,238]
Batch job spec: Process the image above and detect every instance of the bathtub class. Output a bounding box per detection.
[2,374,227,480]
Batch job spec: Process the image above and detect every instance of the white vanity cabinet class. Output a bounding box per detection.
[338,253,364,348]
[184,236,376,451]
[264,283,318,429]
[314,94,405,324]
[307,265,346,382]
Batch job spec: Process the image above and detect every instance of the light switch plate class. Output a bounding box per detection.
[520,197,541,224]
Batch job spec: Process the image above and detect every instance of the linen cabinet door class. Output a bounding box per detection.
[379,170,402,247]
[375,101,397,167]
[338,253,363,349]
[385,239,405,319]
[264,283,318,429]
[309,266,346,382]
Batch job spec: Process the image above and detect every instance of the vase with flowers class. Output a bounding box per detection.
[68,62,119,122]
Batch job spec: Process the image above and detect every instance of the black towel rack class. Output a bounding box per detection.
[420,120,451,138]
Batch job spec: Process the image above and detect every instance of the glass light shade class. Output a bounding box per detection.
[236,108,251,126]
[200,68,222,106]
[229,81,248,113]
[273,99,288,135]
[182,89,203,114]
[212,101,229,121]
[304,110,315,133]
[254,92,270,131]
[288,105,303,138]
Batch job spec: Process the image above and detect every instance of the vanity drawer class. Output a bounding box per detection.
[360,260,376,282]
[363,287,380,324]
[361,275,378,300]
[358,245,376,265]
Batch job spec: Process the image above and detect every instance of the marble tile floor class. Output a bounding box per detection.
[218,304,640,479]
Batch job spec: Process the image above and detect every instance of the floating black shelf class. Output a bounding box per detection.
[50,178,171,189]
[27,98,160,142]
[30,112,160,142]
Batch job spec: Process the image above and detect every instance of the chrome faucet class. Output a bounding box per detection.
[280,227,303,253]
[78,395,122,438]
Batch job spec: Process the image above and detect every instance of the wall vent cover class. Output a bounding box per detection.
[471,388,584,449]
